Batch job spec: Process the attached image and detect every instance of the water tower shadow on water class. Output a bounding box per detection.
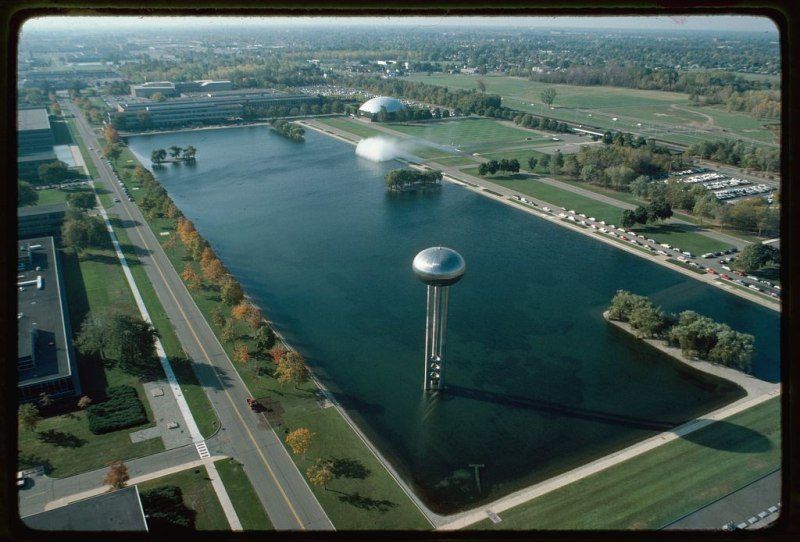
[412,247,466,392]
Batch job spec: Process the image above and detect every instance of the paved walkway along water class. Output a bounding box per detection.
[66,100,333,531]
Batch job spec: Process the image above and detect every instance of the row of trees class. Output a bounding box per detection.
[270,119,306,142]
[629,178,779,236]
[621,200,673,228]
[608,290,755,371]
[150,145,197,164]
[688,139,779,173]
[384,168,442,191]
[512,113,572,134]
[371,105,450,123]
[72,95,104,124]
[478,158,520,176]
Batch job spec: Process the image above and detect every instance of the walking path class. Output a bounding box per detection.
[19,445,201,517]
[92,186,242,531]
[66,100,332,531]
[43,455,229,511]
[308,119,778,310]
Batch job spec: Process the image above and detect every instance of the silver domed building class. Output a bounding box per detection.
[358,96,406,116]
[412,247,466,392]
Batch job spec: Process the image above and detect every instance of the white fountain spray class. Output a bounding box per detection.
[355,136,417,162]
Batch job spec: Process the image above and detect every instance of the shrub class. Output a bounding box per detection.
[140,485,195,530]
[86,385,147,434]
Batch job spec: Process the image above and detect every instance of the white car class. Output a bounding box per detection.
[16,472,26,488]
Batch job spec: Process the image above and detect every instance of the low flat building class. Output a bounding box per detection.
[175,79,233,93]
[112,88,320,130]
[22,486,148,532]
[17,236,80,402]
[131,81,178,98]
[17,108,57,180]
[18,203,68,239]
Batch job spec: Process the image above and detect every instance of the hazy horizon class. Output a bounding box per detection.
[21,15,778,34]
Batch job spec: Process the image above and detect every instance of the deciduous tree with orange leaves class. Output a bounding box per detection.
[181,264,202,291]
[103,461,129,490]
[233,342,250,364]
[285,428,314,461]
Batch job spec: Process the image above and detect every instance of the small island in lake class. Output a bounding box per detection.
[384,168,442,192]
[270,119,305,142]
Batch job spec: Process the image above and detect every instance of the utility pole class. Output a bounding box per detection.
[469,463,485,495]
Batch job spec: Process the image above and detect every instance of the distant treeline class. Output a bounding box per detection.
[529,67,780,120]
[687,139,779,173]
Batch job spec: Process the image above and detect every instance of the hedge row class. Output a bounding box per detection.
[86,385,148,434]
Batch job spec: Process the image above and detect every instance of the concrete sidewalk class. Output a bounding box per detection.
[19,445,201,517]
[43,455,228,511]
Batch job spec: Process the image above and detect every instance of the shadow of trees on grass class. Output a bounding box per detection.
[330,457,371,480]
[37,429,86,448]
[337,492,397,512]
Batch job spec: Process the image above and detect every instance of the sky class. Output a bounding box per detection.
[23,15,778,33]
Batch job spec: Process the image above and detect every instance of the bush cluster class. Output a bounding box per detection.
[86,385,147,434]
[140,485,195,530]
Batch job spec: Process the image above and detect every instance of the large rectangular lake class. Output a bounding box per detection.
[128,126,780,514]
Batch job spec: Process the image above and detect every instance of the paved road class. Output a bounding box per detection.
[64,100,334,531]
[664,469,781,530]
[18,445,200,517]
[310,118,779,305]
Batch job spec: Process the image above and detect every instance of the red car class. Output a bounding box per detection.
[721,274,731,280]
[706,268,717,275]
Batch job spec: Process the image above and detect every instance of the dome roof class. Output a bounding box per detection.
[358,96,405,114]
[412,247,466,286]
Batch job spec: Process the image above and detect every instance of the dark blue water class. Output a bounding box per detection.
[128,126,780,513]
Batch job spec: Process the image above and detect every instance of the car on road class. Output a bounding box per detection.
[721,274,731,280]
[113,197,120,203]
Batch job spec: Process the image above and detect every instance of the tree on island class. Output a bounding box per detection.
[384,168,442,191]
[168,146,183,159]
[182,145,197,161]
[151,149,167,164]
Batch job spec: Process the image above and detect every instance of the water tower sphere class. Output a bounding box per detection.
[412,247,466,286]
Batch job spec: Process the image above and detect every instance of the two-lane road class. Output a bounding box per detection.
[64,100,334,531]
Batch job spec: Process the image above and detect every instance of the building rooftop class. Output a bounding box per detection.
[17,150,57,163]
[17,202,68,218]
[18,108,51,132]
[17,236,74,388]
[22,486,148,532]
[359,96,406,114]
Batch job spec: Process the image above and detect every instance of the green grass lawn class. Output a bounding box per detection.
[386,117,535,149]
[18,245,165,478]
[138,465,229,530]
[24,185,92,207]
[108,218,220,439]
[461,172,731,254]
[65,117,99,178]
[425,154,480,167]
[472,397,781,530]
[405,74,777,148]
[313,117,387,139]
[113,143,432,530]
[474,147,548,165]
[214,458,273,530]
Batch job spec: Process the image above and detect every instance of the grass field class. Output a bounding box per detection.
[405,74,777,148]
[138,466,229,530]
[385,117,541,153]
[214,458,273,530]
[25,185,93,207]
[473,397,781,530]
[18,244,165,478]
[313,117,387,139]
[114,143,432,530]
[460,171,731,254]
[424,154,480,167]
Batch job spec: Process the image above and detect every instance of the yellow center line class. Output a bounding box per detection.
[81,114,307,529]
